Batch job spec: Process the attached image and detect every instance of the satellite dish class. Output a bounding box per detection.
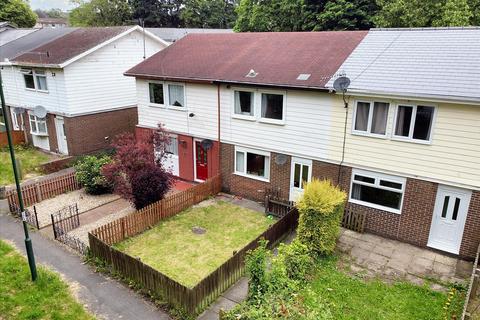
[33,105,47,118]
[13,107,25,115]
[333,76,351,92]
[274,154,288,166]
[201,139,213,150]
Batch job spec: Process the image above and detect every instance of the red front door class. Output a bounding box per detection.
[195,141,208,181]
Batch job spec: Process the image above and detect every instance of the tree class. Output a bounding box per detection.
[0,0,37,28]
[34,8,67,19]
[130,0,183,27]
[102,124,173,209]
[69,0,132,27]
[316,0,378,30]
[434,0,472,26]
[181,0,237,28]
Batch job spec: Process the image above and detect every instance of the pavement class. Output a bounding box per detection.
[0,212,171,320]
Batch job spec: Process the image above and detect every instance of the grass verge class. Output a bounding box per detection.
[114,200,273,287]
[0,145,50,185]
[0,239,94,320]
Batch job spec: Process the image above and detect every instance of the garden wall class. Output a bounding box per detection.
[88,176,299,315]
[0,130,24,148]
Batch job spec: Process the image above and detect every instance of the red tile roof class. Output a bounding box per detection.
[125,31,368,89]
[12,26,132,66]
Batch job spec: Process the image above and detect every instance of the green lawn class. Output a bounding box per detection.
[0,145,51,185]
[114,200,273,287]
[302,257,464,320]
[0,240,94,320]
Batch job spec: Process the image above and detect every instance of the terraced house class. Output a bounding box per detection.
[126,28,480,259]
[0,26,168,155]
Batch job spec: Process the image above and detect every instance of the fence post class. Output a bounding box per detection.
[34,206,39,229]
[51,214,57,239]
[35,183,42,202]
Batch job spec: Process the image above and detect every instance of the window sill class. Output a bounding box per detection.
[391,136,432,145]
[348,198,401,215]
[25,88,49,93]
[258,118,285,125]
[232,114,255,121]
[30,132,49,137]
[351,131,388,139]
[234,172,269,183]
[148,104,187,112]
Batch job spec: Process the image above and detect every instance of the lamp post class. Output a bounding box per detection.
[0,72,37,281]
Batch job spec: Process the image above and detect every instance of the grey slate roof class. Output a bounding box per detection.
[147,27,232,42]
[0,27,76,62]
[0,28,37,46]
[327,27,480,103]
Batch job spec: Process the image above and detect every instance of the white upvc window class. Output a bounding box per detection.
[393,104,435,143]
[260,92,285,124]
[234,146,270,181]
[21,69,48,92]
[349,169,406,214]
[29,114,48,135]
[231,87,286,125]
[148,81,185,109]
[352,100,389,137]
[233,89,255,119]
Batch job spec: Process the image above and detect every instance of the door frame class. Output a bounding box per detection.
[427,184,471,254]
[289,157,312,201]
[193,138,207,182]
[54,116,68,155]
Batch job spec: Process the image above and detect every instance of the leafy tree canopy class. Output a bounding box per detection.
[181,0,237,28]
[69,0,133,27]
[0,0,37,28]
[34,8,67,19]
[130,0,183,27]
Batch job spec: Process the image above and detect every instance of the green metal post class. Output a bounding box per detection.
[0,72,37,281]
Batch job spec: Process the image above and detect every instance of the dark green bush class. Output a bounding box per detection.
[74,155,112,194]
[277,240,313,282]
[245,239,269,301]
[297,179,346,256]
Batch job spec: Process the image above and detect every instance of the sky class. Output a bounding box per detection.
[30,0,77,11]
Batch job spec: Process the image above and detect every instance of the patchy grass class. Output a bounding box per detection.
[114,200,273,287]
[0,145,51,185]
[302,257,465,320]
[0,239,94,320]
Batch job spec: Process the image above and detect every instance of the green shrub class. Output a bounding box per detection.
[245,239,269,301]
[296,179,346,256]
[74,155,112,194]
[277,240,313,282]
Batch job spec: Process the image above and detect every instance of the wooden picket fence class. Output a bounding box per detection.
[264,195,295,218]
[342,206,367,233]
[91,175,222,246]
[5,171,80,211]
[464,243,480,320]
[89,175,298,316]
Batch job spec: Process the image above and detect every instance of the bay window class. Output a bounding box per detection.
[394,105,435,142]
[234,146,270,181]
[349,169,406,214]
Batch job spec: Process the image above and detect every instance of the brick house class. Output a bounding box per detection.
[126,29,480,260]
[0,26,168,156]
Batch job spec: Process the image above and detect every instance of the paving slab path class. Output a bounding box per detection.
[0,212,171,320]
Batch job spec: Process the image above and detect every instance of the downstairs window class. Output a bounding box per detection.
[235,147,270,181]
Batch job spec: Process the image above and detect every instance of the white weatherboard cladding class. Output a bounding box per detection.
[63,30,166,116]
[220,87,335,161]
[327,29,480,103]
[137,80,218,140]
[1,66,68,114]
[342,96,480,189]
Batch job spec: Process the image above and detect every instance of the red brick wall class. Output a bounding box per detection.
[461,191,480,258]
[65,107,137,156]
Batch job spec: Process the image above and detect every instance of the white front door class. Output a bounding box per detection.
[289,157,312,202]
[54,117,68,154]
[428,185,471,254]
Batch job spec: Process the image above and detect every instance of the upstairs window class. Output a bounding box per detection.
[149,83,164,104]
[353,101,389,136]
[21,69,48,91]
[168,84,185,107]
[29,114,47,135]
[261,93,284,121]
[394,105,435,142]
[234,90,254,116]
[349,169,406,214]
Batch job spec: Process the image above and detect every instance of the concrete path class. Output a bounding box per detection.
[0,212,171,320]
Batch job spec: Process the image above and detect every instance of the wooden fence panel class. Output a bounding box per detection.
[342,207,366,233]
[6,171,80,211]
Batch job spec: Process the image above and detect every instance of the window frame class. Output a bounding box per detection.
[392,103,436,144]
[21,69,49,92]
[259,90,286,125]
[232,88,256,121]
[147,81,186,111]
[28,113,48,136]
[349,169,406,214]
[351,100,390,138]
[234,146,271,182]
